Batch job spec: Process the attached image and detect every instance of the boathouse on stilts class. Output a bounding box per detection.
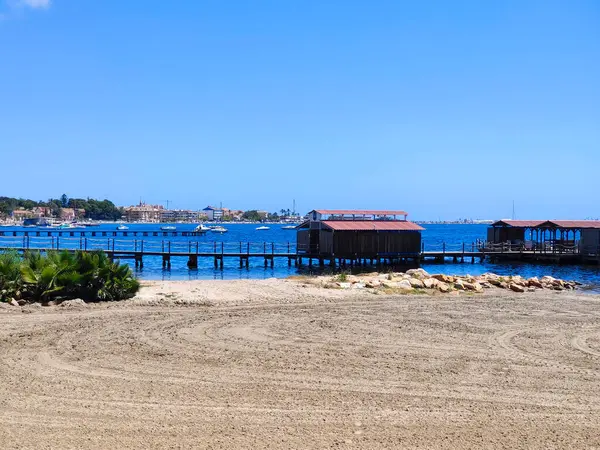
[296,210,424,268]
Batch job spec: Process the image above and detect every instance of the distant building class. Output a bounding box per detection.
[203,206,224,221]
[221,208,244,221]
[11,208,35,220]
[32,206,52,218]
[123,203,164,222]
[60,208,85,221]
[160,209,201,222]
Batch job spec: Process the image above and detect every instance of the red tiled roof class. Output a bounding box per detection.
[312,209,408,216]
[322,220,424,231]
[492,220,545,227]
[547,220,600,229]
[492,220,600,229]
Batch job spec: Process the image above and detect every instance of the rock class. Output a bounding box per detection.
[351,283,366,290]
[323,282,339,289]
[17,299,27,306]
[423,278,438,289]
[397,280,413,290]
[509,283,525,293]
[43,300,58,307]
[59,299,87,307]
[365,280,381,289]
[409,278,424,288]
[480,273,499,280]
[511,275,527,287]
[528,277,543,288]
[488,278,503,287]
[9,299,19,307]
[499,282,509,289]
[479,281,493,289]
[437,282,450,293]
[454,280,465,290]
[432,274,455,284]
[463,281,483,292]
[337,282,352,289]
[406,268,430,279]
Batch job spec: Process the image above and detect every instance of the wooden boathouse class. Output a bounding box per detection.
[296,209,424,266]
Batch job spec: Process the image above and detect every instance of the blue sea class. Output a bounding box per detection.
[1,223,599,290]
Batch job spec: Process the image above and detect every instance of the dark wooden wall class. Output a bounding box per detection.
[331,230,421,257]
[489,227,526,244]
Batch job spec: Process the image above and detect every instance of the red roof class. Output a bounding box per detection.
[547,220,600,229]
[322,220,424,231]
[312,209,408,216]
[493,220,600,229]
[492,220,545,227]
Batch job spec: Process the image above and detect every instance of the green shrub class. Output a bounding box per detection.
[336,272,348,282]
[1,250,140,304]
[0,251,23,302]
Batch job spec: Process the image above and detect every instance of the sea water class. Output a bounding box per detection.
[2,223,599,290]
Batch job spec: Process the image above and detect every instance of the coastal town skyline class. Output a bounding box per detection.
[2,193,599,223]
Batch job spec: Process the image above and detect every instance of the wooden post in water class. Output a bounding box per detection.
[187,254,198,269]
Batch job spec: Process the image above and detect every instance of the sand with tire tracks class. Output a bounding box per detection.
[1,279,600,449]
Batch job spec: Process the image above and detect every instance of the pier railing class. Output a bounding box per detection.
[0,236,593,260]
[0,236,297,255]
[478,241,581,255]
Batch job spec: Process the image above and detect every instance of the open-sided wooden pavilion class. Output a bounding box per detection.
[487,220,600,256]
[296,209,424,266]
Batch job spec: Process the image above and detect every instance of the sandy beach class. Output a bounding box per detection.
[1,278,600,449]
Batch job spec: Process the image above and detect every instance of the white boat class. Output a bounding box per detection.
[193,224,211,233]
[256,226,270,231]
[160,225,176,231]
[117,225,129,231]
[281,225,297,230]
[210,226,228,234]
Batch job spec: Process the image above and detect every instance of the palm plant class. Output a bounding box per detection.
[20,251,81,302]
[0,251,23,302]
[6,250,139,304]
[74,251,139,301]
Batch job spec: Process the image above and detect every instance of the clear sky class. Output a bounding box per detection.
[1,0,599,220]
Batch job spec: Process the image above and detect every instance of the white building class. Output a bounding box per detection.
[202,206,224,221]
[160,209,200,222]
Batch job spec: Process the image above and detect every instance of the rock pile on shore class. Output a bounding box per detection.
[321,269,579,293]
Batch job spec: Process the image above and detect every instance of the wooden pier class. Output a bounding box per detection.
[0,236,598,270]
[0,229,211,238]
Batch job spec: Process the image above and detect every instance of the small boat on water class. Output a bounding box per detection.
[256,226,270,231]
[117,225,129,231]
[210,226,228,234]
[160,225,176,231]
[281,225,297,230]
[193,224,211,233]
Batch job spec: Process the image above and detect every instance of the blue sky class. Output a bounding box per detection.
[1,0,599,220]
